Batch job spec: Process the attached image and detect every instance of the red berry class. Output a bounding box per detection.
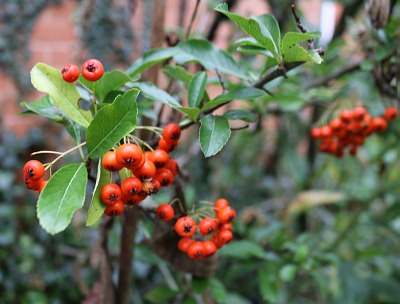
[203,240,218,257]
[372,117,387,132]
[384,106,398,121]
[214,198,229,214]
[116,143,143,169]
[102,151,123,172]
[156,204,175,221]
[329,118,342,132]
[217,206,236,224]
[218,222,233,231]
[133,160,156,180]
[121,177,142,196]
[61,64,80,82]
[340,109,354,123]
[23,160,45,181]
[162,123,181,144]
[100,183,122,205]
[353,106,367,120]
[177,237,194,253]
[164,158,179,176]
[158,137,177,153]
[199,218,218,236]
[154,168,174,187]
[81,58,104,82]
[38,180,48,194]
[175,216,196,237]
[310,127,321,139]
[320,126,332,138]
[121,193,145,206]
[148,149,169,168]
[217,229,233,245]
[104,201,124,217]
[24,178,42,191]
[187,241,205,260]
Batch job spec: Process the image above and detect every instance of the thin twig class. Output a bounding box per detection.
[291,4,314,49]
[185,0,201,39]
[215,68,227,93]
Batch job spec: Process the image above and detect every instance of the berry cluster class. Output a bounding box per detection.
[155,198,236,260]
[100,123,181,217]
[61,58,104,83]
[311,106,398,156]
[23,160,47,194]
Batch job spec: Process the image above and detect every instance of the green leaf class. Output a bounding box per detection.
[31,63,92,128]
[188,71,208,108]
[224,110,257,123]
[234,37,264,48]
[126,47,180,76]
[201,87,265,112]
[131,82,180,107]
[209,278,227,302]
[163,64,193,84]
[199,115,231,158]
[279,264,298,282]
[85,160,109,226]
[192,277,209,294]
[144,285,180,303]
[218,240,265,259]
[173,107,201,122]
[37,163,88,235]
[214,4,280,58]
[20,96,64,123]
[236,45,275,57]
[258,266,278,302]
[281,31,321,55]
[284,45,323,64]
[177,39,248,79]
[87,88,139,158]
[93,70,131,102]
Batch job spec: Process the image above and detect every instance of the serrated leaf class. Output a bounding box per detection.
[93,70,131,102]
[215,4,280,59]
[163,64,193,84]
[86,88,139,158]
[85,160,109,226]
[126,47,180,76]
[284,45,323,64]
[199,115,231,157]
[224,110,257,122]
[281,31,321,54]
[37,163,88,235]
[201,87,265,112]
[188,71,208,108]
[31,63,92,128]
[20,96,64,123]
[218,240,265,259]
[131,82,180,107]
[177,39,248,79]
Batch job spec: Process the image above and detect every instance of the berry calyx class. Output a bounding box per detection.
[162,123,181,144]
[156,204,175,221]
[81,58,104,82]
[175,216,196,237]
[23,160,45,181]
[199,217,218,235]
[102,151,123,172]
[116,143,143,169]
[104,201,124,217]
[187,241,205,260]
[100,183,122,205]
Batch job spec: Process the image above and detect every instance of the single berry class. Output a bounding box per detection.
[102,151,123,172]
[23,160,45,181]
[100,183,122,205]
[384,106,398,121]
[24,178,42,191]
[340,109,354,123]
[121,177,142,196]
[162,123,181,144]
[175,216,196,237]
[158,137,177,153]
[148,149,169,168]
[178,237,194,253]
[217,206,236,224]
[372,117,387,132]
[203,240,218,257]
[104,201,124,217]
[164,158,179,176]
[187,241,205,260]
[156,204,175,221]
[214,198,229,214]
[154,168,174,187]
[61,64,80,82]
[116,143,143,169]
[133,160,156,180]
[199,218,218,236]
[310,127,321,139]
[38,180,48,194]
[217,229,233,245]
[81,58,104,82]
[353,106,367,120]
[122,193,145,206]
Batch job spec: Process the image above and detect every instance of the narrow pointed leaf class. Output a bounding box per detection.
[20,96,64,123]
[281,31,321,55]
[37,163,88,235]
[284,45,323,64]
[199,115,231,157]
[215,4,279,58]
[126,47,180,76]
[31,62,92,128]
[188,71,208,108]
[86,160,109,226]
[224,110,257,122]
[251,14,281,55]
[177,39,248,79]
[163,65,193,84]
[132,82,180,107]
[201,87,265,112]
[87,88,139,158]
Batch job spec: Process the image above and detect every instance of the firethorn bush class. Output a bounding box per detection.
[9,1,400,303]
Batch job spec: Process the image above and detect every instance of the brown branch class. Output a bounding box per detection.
[291,4,314,49]
[185,0,201,39]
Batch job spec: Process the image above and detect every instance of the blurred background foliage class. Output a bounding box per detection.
[1,0,400,303]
